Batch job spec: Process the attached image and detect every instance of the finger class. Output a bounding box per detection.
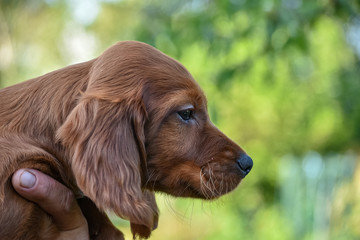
[12,169,87,231]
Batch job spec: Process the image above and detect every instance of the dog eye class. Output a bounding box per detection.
[178,109,193,121]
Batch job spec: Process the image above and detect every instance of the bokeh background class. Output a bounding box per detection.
[1,0,360,239]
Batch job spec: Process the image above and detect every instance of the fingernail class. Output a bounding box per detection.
[20,170,36,189]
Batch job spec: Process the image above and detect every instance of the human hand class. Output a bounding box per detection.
[12,169,89,240]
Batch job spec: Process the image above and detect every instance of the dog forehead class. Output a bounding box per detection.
[97,41,207,107]
[163,87,206,109]
[88,41,196,99]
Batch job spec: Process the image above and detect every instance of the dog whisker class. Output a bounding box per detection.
[178,181,193,197]
[150,172,161,191]
[163,195,187,222]
[199,169,212,199]
[220,173,224,196]
[145,170,156,186]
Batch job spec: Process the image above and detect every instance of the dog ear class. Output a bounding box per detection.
[57,97,157,238]
[130,190,159,239]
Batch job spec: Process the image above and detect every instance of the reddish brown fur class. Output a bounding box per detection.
[0,41,248,239]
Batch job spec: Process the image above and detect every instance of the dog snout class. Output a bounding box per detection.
[237,154,253,177]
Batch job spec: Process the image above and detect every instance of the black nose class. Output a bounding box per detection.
[237,154,253,176]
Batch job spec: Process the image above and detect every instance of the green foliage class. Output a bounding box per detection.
[1,0,360,239]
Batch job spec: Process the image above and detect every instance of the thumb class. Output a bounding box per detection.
[12,169,87,231]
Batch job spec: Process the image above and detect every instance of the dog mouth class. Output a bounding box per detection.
[197,163,243,199]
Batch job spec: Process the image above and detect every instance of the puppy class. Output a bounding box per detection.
[0,41,253,239]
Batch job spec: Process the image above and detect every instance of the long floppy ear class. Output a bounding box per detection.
[131,190,159,239]
[57,96,157,238]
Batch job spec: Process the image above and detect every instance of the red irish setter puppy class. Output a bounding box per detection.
[0,41,253,239]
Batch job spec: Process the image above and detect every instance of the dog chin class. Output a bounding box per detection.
[150,176,242,200]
